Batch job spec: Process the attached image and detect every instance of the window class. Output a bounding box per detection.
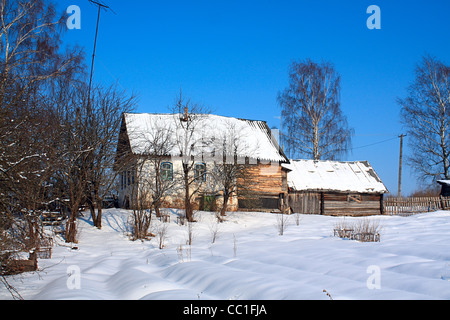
[194,162,206,182]
[121,170,135,188]
[348,194,362,203]
[161,162,173,181]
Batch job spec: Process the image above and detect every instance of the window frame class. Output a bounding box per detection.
[194,162,207,182]
[161,162,174,182]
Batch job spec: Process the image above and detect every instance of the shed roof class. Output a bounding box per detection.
[122,113,288,163]
[282,159,388,194]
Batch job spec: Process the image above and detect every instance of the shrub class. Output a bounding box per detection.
[334,218,381,242]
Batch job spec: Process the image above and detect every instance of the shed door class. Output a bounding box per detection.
[288,192,321,214]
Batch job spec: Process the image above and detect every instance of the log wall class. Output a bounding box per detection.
[288,191,383,216]
[241,163,287,195]
[323,193,382,216]
[237,162,288,210]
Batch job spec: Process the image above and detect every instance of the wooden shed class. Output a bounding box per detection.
[437,180,450,197]
[283,160,388,216]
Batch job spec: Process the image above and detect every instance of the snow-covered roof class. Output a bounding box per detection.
[282,160,388,194]
[123,113,288,163]
[437,180,450,186]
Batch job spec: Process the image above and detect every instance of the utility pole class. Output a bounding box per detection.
[87,0,112,112]
[398,134,406,198]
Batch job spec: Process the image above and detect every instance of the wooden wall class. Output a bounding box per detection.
[288,191,383,216]
[237,162,288,210]
[241,163,287,194]
[323,192,383,216]
[288,192,321,214]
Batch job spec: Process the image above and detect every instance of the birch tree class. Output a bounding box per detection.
[399,55,450,182]
[277,59,353,160]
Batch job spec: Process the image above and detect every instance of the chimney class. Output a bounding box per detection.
[184,106,189,121]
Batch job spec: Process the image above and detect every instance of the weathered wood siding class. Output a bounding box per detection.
[237,163,288,210]
[244,163,287,194]
[288,192,321,214]
[323,193,382,216]
[288,191,383,216]
[383,196,450,215]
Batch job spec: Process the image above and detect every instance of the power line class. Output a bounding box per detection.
[280,132,399,154]
[349,136,399,152]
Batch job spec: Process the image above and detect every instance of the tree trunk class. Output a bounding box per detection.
[183,165,194,222]
[313,124,320,160]
[220,192,230,217]
[185,190,194,222]
[95,205,102,229]
[87,193,96,225]
[65,208,78,243]
[154,200,161,218]
[93,189,102,229]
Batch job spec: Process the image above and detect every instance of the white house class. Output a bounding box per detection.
[115,112,289,211]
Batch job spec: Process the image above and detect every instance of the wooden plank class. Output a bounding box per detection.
[324,200,381,208]
[288,192,321,214]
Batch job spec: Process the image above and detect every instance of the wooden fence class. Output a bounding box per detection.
[383,196,450,216]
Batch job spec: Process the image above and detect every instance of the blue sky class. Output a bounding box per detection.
[58,0,450,195]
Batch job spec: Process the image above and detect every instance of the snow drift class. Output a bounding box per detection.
[2,209,450,300]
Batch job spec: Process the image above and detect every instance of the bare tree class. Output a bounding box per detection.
[0,0,82,108]
[0,0,83,248]
[84,84,137,229]
[399,55,450,182]
[156,222,168,249]
[209,121,255,217]
[50,81,90,244]
[276,213,289,236]
[209,220,220,243]
[278,59,353,160]
[170,91,211,222]
[125,121,176,240]
[138,121,178,218]
[128,156,153,240]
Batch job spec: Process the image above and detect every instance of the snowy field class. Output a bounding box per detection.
[2,209,450,300]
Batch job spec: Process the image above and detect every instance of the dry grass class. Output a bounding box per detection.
[334,218,381,242]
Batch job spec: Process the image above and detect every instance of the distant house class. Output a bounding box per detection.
[437,180,450,197]
[283,160,388,216]
[115,112,289,212]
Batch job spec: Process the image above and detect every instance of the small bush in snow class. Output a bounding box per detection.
[156,223,168,249]
[334,218,381,242]
[276,213,290,236]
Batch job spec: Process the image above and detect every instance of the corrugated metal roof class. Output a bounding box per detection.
[282,159,388,194]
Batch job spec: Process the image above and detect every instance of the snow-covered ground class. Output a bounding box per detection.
[2,209,450,300]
